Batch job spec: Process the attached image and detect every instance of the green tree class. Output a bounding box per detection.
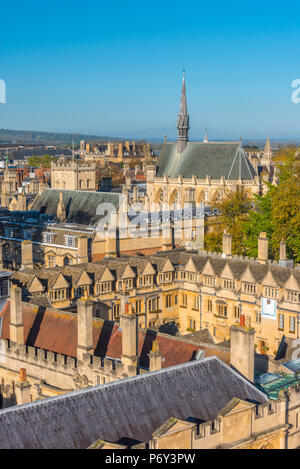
[204,187,252,254]
[241,148,300,262]
[27,154,55,168]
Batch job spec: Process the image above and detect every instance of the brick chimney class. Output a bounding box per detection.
[77,295,94,362]
[257,232,268,264]
[10,285,24,345]
[230,316,255,382]
[222,230,232,258]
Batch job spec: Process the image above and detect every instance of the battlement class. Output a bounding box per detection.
[52,160,96,170]
[0,339,128,378]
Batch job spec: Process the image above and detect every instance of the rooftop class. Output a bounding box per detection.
[157,142,257,180]
[0,357,267,448]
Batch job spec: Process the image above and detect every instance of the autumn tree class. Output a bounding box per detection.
[204,187,252,255]
[241,148,300,261]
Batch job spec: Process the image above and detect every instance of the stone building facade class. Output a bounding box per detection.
[0,188,204,270]
[0,277,229,408]
[146,74,265,210]
[9,232,300,359]
[51,158,96,191]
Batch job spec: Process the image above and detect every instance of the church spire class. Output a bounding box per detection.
[177,70,190,154]
[264,136,272,159]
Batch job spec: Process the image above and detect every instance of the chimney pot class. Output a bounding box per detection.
[19,368,27,383]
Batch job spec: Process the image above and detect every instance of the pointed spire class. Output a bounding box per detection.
[179,70,188,116]
[203,128,208,143]
[264,136,272,159]
[177,70,190,154]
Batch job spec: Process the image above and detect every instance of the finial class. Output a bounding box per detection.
[151,340,160,354]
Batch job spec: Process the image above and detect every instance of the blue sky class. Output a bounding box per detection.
[0,0,300,140]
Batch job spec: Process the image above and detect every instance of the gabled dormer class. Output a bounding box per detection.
[139,261,156,287]
[284,273,300,304]
[220,263,236,291]
[28,276,46,294]
[240,266,257,295]
[118,264,136,291]
[202,259,216,287]
[262,270,280,299]
[95,267,114,294]
[158,258,175,284]
[75,270,93,287]
[49,273,70,302]
[184,257,198,283]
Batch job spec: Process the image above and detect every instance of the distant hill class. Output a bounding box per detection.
[0,128,125,145]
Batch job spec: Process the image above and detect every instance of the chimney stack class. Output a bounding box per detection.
[105,218,117,258]
[278,238,294,268]
[280,238,286,261]
[162,223,173,251]
[222,230,232,258]
[148,340,163,372]
[77,235,88,264]
[230,316,255,382]
[10,285,24,345]
[21,240,33,269]
[120,299,138,373]
[77,295,94,362]
[257,232,268,264]
[15,368,31,405]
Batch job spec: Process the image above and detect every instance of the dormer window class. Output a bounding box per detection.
[286,290,300,303]
[96,282,112,293]
[186,272,195,282]
[43,232,53,244]
[264,287,279,299]
[204,275,215,287]
[118,279,133,291]
[243,282,256,294]
[159,272,173,283]
[223,279,235,290]
[65,235,76,247]
[139,275,153,287]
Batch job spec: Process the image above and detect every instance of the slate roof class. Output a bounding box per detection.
[0,300,230,366]
[10,148,72,160]
[11,249,299,296]
[157,142,257,180]
[0,357,267,449]
[32,189,121,225]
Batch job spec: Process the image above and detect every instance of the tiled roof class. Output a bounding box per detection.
[0,358,267,448]
[0,301,230,366]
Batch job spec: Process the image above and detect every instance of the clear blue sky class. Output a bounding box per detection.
[0,0,300,140]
